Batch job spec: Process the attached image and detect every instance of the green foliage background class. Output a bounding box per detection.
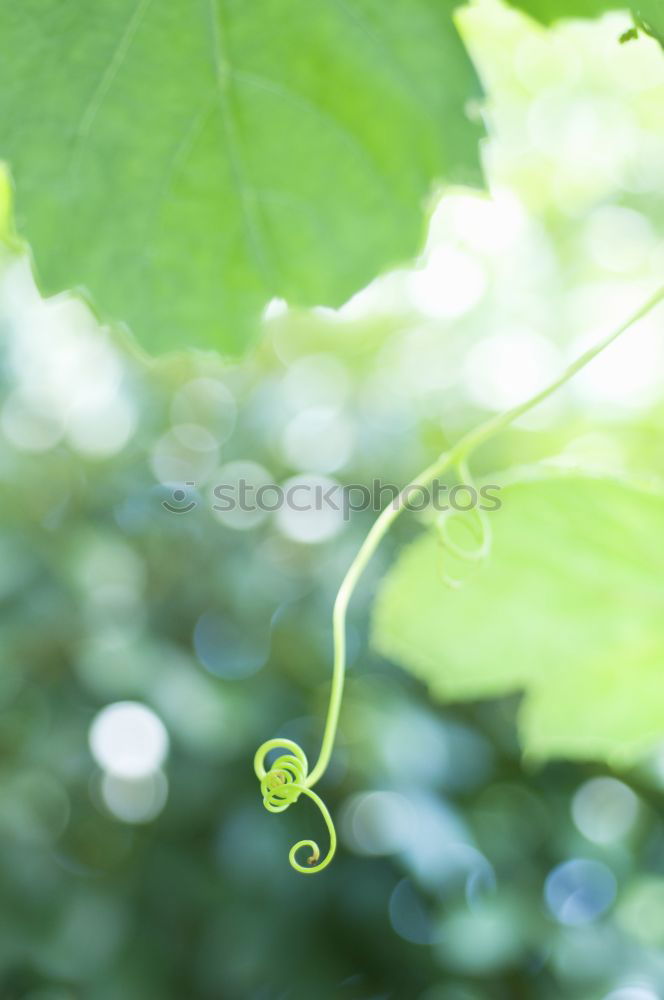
[1,1,664,998]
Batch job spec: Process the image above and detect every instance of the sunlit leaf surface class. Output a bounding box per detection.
[373,476,664,764]
[0,0,483,353]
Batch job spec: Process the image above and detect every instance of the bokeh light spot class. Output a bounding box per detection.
[341,791,413,856]
[101,770,168,824]
[572,777,639,844]
[194,611,267,679]
[275,474,345,543]
[89,702,169,779]
[545,858,617,925]
[408,247,486,319]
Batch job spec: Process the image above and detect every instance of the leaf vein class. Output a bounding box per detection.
[204,0,274,292]
[232,69,392,199]
[75,0,154,141]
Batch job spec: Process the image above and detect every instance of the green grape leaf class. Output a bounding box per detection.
[633,1,664,45]
[504,0,625,24]
[372,476,664,765]
[506,0,664,47]
[0,1,484,355]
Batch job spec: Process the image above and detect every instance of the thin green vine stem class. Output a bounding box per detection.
[311,282,664,783]
[256,282,664,872]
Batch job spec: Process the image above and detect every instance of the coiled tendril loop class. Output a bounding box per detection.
[254,738,336,874]
[436,460,492,588]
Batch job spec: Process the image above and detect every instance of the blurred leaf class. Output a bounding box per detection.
[372,476,664,765]
[634,1,664,45]
[507,0,664,48]
[505,0,625,23]
[0,0,484,354]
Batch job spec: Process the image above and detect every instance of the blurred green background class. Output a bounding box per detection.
[1,2,664,998]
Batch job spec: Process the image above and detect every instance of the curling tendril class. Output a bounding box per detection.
[436,459,492,588]
[255,285,664,874]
